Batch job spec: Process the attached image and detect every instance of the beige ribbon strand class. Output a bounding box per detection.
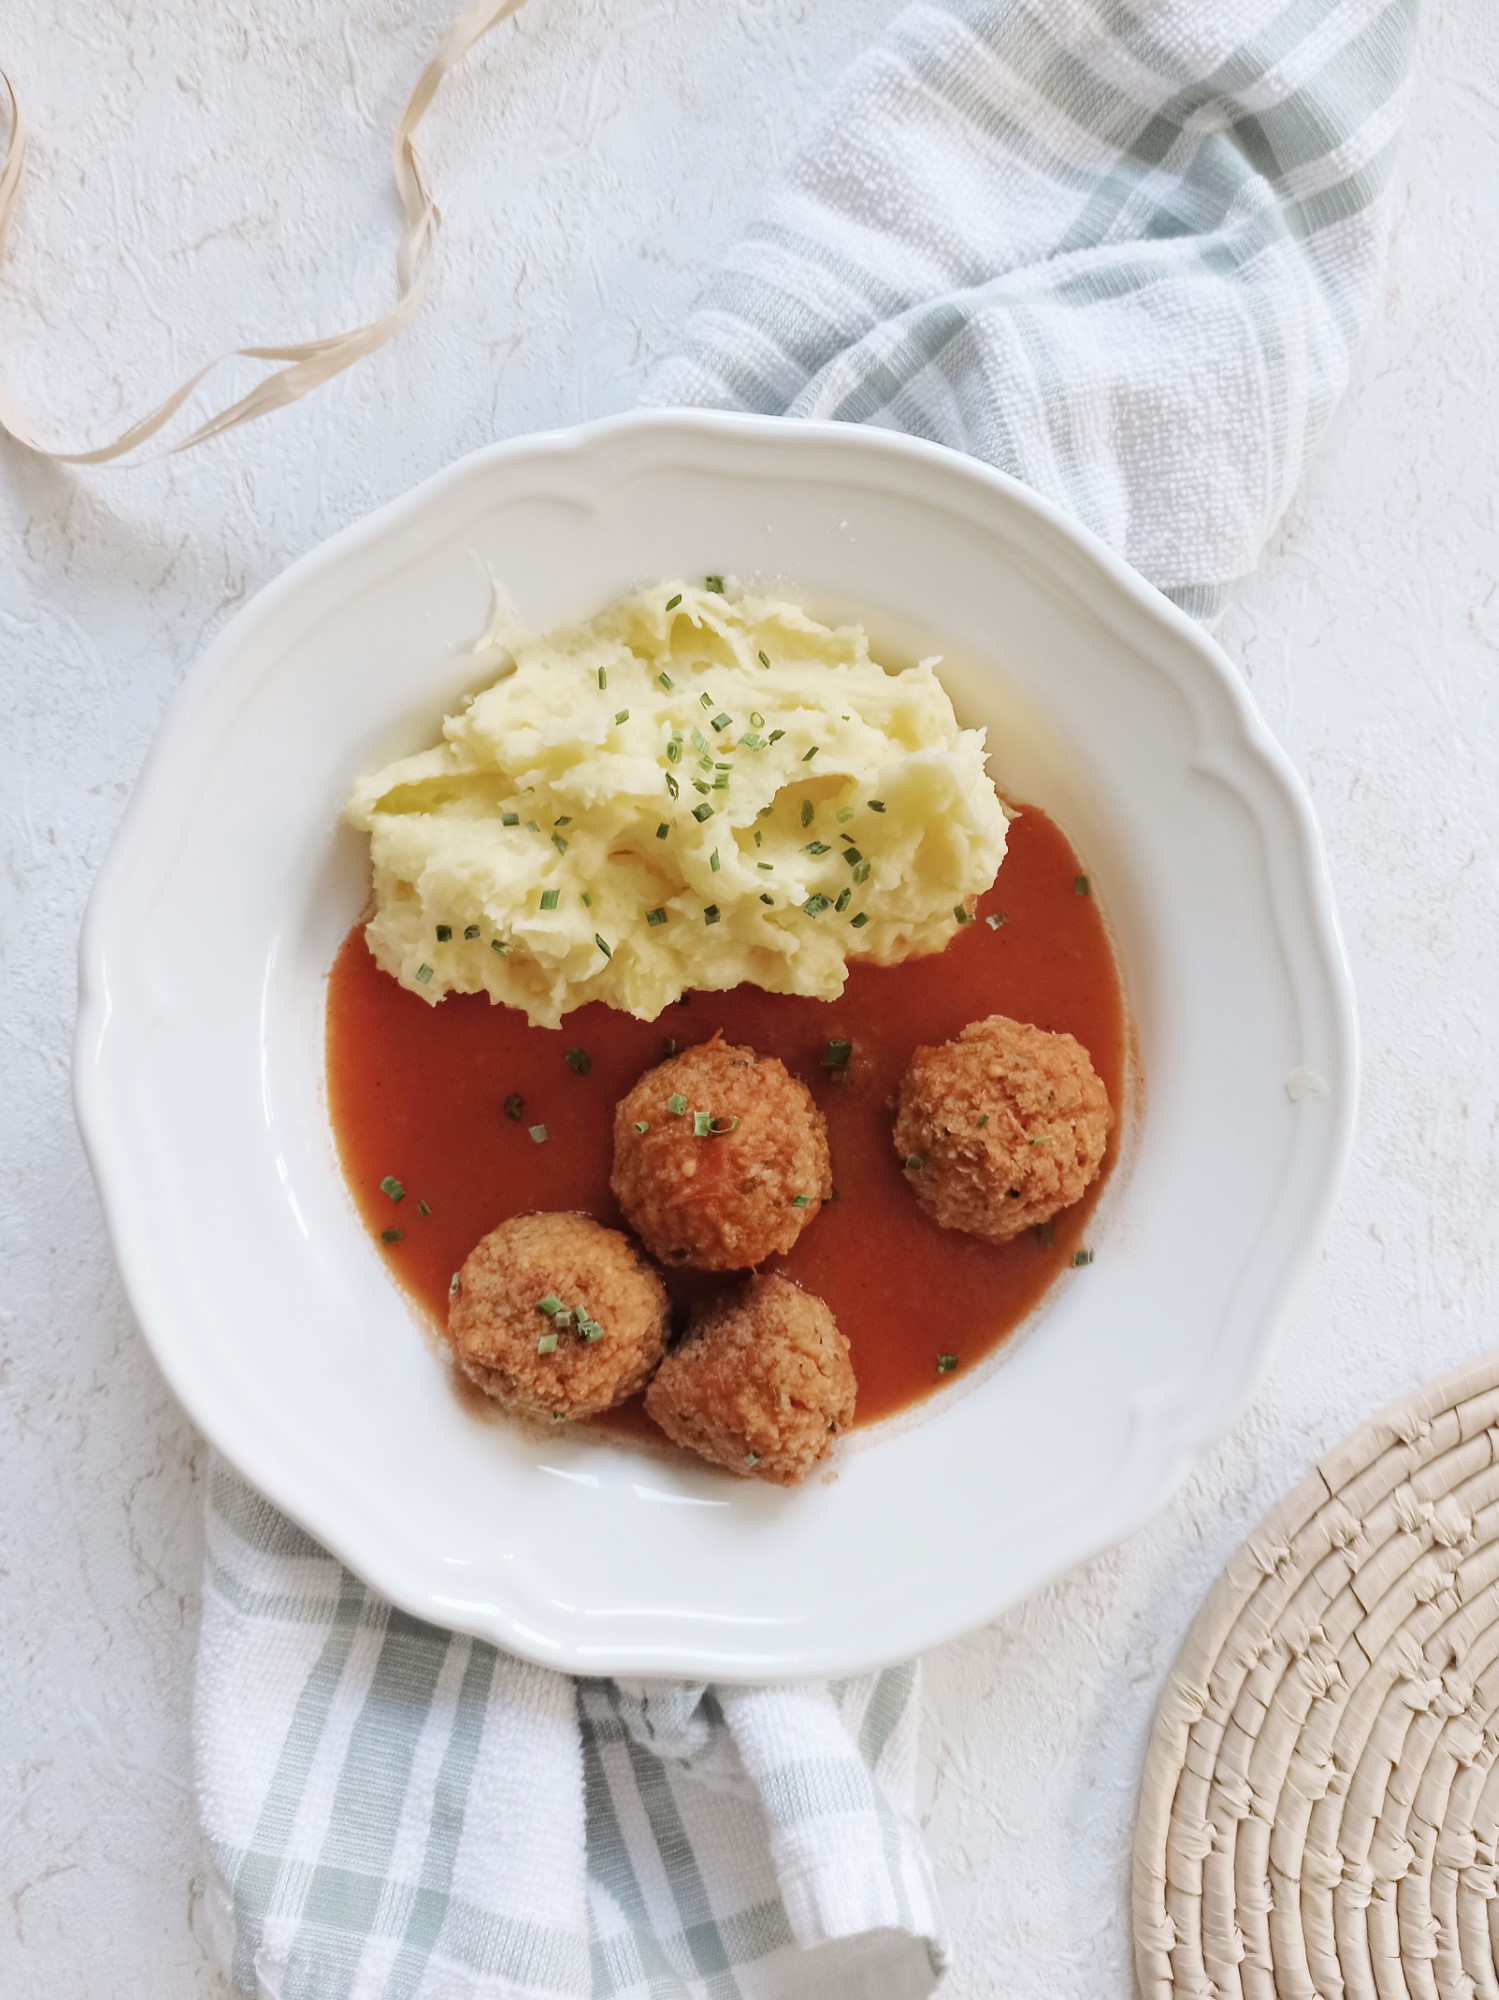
[0,0,529,465]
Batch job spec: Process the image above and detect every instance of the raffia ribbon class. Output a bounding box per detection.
[0,0,530,465]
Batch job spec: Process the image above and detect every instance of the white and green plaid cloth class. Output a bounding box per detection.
[198,2,1416,1993]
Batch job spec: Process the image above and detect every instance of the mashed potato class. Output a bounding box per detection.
[347,581,1008,1028]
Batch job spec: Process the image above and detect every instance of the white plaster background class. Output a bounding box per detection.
[1,1,1496,1993]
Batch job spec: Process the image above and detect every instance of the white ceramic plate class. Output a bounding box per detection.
[75,412,1355,1680]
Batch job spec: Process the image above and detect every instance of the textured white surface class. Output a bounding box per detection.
[0,1,1495,1994]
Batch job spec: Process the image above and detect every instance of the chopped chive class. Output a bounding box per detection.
[977,1114,990,1129]
[710,712,732,733]
[753,830,763,848]
[633,1119,650,1133]
[667,739,683,764]
[579,1318,604,1343]
[552,833,569,855]
[758,862,774,872]
[504,1093,524,1121]
[554,815,572,827]
[529,1124,549,1144]
[851,859,871,885]
[435,923,452,942]
[803,746,819,763]
[791,1194,811,1209]
[381,1227,403,1245]
[537,1332,559,1355]
[418,1199,431,1216]
[595,934,612,958]
[565,1047,592,1076]
[708,1115,740,1135]
[646,907,669,927]
[836,806,855,823]
[597,667,607,690]
[803,894,831,916]
[501,811,520,826]
[537,1295,563,1316]
[379,1175,405,1202]
[749,711,766,729]
[693,779,710,796]
[463,923,480,939]
[491,937,507,955]
[704,905,720,925]
[713,774,730,790]
[1075,875,1090,896]
[1073,1248,1095,1267]
[804,840,830,856]
[699,692,714,711]
[539,888,560,911]
[661,1037,677,1056]
[659,671,674,689]
[416,963,434,984]
[692,1111,713,1137]
[768,728,785,744]
[1034,1221,1055,1247]
[709,849,721,872]
[936,1354,959,1374]
[739,733,764,750]
[834,886,851,913]
[850,911,869,929]
[449,1272,461,1297]
[690,727,710,753]
[760,893,774,905]
[745,1452,760,1467]
[1029,1134,1053,1146]
[801,799,815,827]
[665,593,682,611]
[526,818,540,832]
[704,574,725,593]
[582,893,592,908]
[821,1040,852,1069]
[666,775,681,802]
[692,803,714,822]
[615,708,630,725]
[986,912,1008,930]
[868,799,886,813]
[954,905,974,924]
[843,848,863,868]
[668,1094,688,1116]
[904,1153,925,1171]
[655,824,670,840]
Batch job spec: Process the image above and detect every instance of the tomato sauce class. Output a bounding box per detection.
[325,802,1127,1431]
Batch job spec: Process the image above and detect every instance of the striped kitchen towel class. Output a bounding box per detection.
[198,2,1415,1995]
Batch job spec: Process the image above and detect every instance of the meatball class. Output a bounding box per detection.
[611,1037,832,1269]
[447,1211,669,1423]
[645,1274,856,1485]
[893,1014,1111,1242]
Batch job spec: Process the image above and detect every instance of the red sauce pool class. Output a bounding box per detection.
[326,802,1126,1430]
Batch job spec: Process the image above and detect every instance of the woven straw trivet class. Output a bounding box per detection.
[1134,1354,1499,1999]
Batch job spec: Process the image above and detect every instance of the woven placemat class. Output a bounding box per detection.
[1134,1354,1499,1999]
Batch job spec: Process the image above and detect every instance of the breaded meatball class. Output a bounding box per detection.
[645,1274,855,1485]
[893,1014,1111,1242]
[447,1211,669,1422]
[611,1038,832,1270]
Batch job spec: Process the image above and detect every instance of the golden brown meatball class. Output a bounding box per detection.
[645,1274,855,1485]
[447,1211,669,1423]
[611,1038,832,1270]
[893,1014,1111,1242]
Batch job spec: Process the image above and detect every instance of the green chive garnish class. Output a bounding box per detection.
[491,937,507,955]
[656,824,670,840]
[665,593,682,611]
[552,833,569,855]
[529,1124,549,1144]
[502,811,520,826]
[803,894,831,916]
[976,1114,990,1129]
[692,803,714,822]
[595,934,612,958]
[416,963,434,984]
[904,1153,925,1171]
[659,671,674,690]
[537,1333,559,1355]
[821,1041,852,1069]
[868,799,886,813]
[704,574,725,593]
[565,1047,591,1076]
[740,733,764,750]
[537,1295,563,1316]
[667,739,683,764]
[836,806,854,823]
[668,1094,688,1116]
[435,923,452,942]
[661,1038,677,1056]
[615,708,630,725]
[504,1093,524,1121]
[834,888,851,913]
[704,905,720,925]
[633,1120,650,1133]
[760,893,774,905]
[805,840,830,856]
[851,859,871,884]
[986,912,1007,930]
[1074,875,1090,896]
[1034,1221,1055,1247]
[801,799,815,827]
[936,1354,958,1374]
[449,1272,461,1297]
[768,728,785,743]
[463,924,480,939]
[539,888,560,911]
[954,905,974,925]
[850,912,869,929]
[417,1200,431,1216]
[842,847,863,868]
[555,815,572,827]
[699,692,714,712]
[692,1111,712,1137]
[745,1452,760,1467]
[646,907,668,926]
[381,1228,402,1245]
[526,819,540,832]
[666,774,681,800]
[708,1116,740,1135]
[1073,1248,1095,1267]
[709,850,720,872]
[791,1194,811,1209]
[710,713,732,733]
[597,667,607,690]
[803,746,819,763]
[379,1175,404,1202]
[758,862,774,872]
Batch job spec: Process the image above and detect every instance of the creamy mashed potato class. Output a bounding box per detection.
[347,582,1008,1028]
